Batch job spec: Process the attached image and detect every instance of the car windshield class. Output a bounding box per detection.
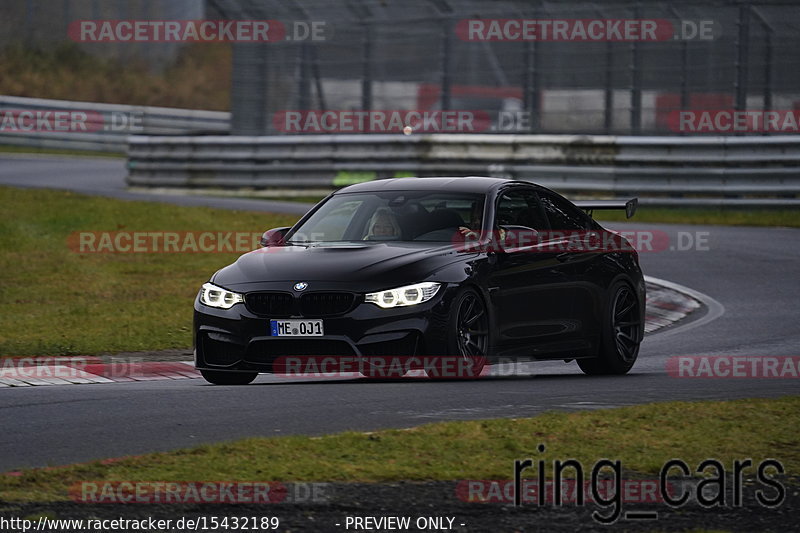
[287,191,485,243]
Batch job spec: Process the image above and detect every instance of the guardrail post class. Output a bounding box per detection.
[735,4,751,115]
[440,19,452,111]
[299,43,311,112]
[312,46,327,110]
[361,23,373,111]
[667,6,690,135]
[629,3,643,134]
[523,27,541,132]
[752,8,774,122]
[603,40,613,134]
[231,43,269,135]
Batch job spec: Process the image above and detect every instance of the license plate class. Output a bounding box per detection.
[270,319,324,337]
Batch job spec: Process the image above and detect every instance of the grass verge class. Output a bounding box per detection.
[0,186,299,357]
[1,396,797,502]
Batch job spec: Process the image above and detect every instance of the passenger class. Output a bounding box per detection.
[365,207,401,240]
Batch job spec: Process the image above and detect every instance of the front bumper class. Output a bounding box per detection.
[193,284,455,372]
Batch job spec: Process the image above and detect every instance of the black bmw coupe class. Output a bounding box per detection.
[194,177,645,384]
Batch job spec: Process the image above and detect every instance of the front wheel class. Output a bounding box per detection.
[429,288,489,379]
[200,369,258,385]
[578,280,642,375]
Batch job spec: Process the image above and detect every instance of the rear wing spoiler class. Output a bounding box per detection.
[574,198,638,219]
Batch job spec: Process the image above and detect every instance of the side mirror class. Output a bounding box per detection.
[496,225,539,252]
[260,227,291,247]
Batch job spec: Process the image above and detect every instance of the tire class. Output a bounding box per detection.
[578,280,643,375]
[200,369,258,385]
[428,287,489,379]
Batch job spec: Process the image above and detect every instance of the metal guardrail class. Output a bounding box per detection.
[0,96,229,152]
[127,134,800,206]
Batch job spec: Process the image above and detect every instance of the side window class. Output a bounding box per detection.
[539,192,591,231]
[494,189,548,230]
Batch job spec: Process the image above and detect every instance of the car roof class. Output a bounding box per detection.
[336,176,543,195]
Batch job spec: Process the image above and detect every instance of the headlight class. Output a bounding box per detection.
[365,282,441,309]
[199,282,244,309]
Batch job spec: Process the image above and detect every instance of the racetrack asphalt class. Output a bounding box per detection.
[0,155,798,472]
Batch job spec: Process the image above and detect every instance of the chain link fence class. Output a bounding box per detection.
[2,0,800,136]
[209,0,800,135]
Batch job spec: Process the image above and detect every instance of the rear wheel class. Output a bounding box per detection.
[200,369,258,385]
[578,280,642,375]
[429,288,489,379]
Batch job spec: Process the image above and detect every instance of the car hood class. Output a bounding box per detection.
[212,242,468,290]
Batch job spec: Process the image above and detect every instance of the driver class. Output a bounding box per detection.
[365,207,401,240]
[458,202,483,240]
[458,201,506,245]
